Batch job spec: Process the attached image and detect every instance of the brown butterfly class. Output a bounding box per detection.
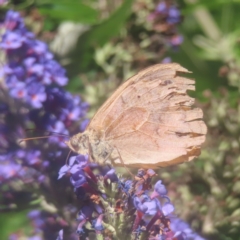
[65,63,207,168]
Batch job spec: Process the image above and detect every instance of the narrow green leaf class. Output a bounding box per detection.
[38,1,98,24]
[86,0,134,46]
[71,0,134,71]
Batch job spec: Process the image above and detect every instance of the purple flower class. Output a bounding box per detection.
[70,170,87,188]
[143,199,159,216]
[61,107,81,122]
[9,79,27,99]
[26,83,47,108]
[77,205,94,221]
[28,210,41,219]
[161,57,172,63]
[43,60,68,86]
[134,196,148,213]
[170,35,184,47]
[151,180,167,198]
[28,236,42,240]
[167,6,181,24]
[24,58,44,78]
[118,179,133,196]
[171,218,206,240]
[58,155,88,179]
[0,162,23,182]
[75,154,89,167]
[93,214,104,232]
[156,2,168,14]
[25,150,42,166]
[4,10,24,30]
[104,168,118,182]
[56,229,63,240]
[4,63,25,79]
[46,120,69,146]
[162,202,175,216]
[0,31,25,49]
[149,0,183,50]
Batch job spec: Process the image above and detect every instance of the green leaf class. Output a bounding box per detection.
[70,0,134,72]
[38,1,98,24]
[0,210,30,239]
[85,0,134,47]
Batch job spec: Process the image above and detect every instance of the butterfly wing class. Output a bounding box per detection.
[87,63,207,167]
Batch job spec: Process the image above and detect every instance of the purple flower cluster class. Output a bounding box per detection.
[0,10,88,183]
[1,10,67,107]
[0,10,87,238]
[149,0,183,48]
[58,156,205,239]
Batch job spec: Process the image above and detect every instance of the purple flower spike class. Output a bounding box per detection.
[0,9,89,239]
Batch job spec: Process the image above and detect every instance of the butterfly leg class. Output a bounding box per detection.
[102,150,114,165]
[112,147,135,178]
[65,149,72,166]
[87,136,94,163]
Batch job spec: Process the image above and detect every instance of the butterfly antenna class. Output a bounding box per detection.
[19,136,54,144]
[65,149,72,166]
[115,146,135,179]
[25,128,69,137]
[19,128,70,144]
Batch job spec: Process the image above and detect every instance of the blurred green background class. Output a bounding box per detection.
[1,0,240,239]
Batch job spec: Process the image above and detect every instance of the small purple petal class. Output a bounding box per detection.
[0,32,25,49]
[162,202,175,216]
[153,180,167,196]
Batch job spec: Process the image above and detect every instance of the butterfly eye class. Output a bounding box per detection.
[70,137,79,150]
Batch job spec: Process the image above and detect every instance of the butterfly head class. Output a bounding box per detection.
[65,133,89,155]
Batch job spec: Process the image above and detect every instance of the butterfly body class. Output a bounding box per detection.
[66,63,207,168]
[66,129,117,164]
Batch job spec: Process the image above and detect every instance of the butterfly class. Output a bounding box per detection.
[65,63,207,168]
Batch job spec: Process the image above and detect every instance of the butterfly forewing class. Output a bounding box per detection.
[87,63,207,168]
